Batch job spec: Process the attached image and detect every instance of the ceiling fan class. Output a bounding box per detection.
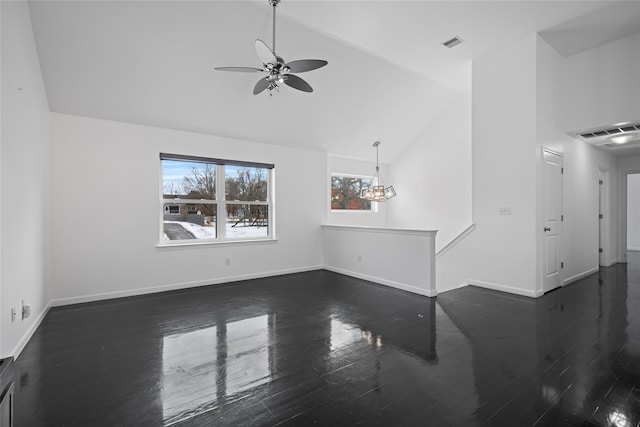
[215,0,328,95]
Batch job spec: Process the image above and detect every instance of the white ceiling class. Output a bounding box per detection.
[27,0,640,162]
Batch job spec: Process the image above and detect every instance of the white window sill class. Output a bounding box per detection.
[330,209,376,213]
[156,238,278,249]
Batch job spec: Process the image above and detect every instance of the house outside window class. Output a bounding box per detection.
[331,174,373,211]
[160,153,274,244]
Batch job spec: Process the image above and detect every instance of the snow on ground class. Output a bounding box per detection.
[163,221,268,240]
[225,223,268,239]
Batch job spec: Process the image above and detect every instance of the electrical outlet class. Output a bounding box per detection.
[499,207,512,215]
[11,307,16,322]
[357,255,362,262]
[225,258,231,266]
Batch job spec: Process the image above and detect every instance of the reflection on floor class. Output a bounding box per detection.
[13,253,640,426]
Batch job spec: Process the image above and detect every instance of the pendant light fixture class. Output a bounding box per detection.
[360,141,396,202]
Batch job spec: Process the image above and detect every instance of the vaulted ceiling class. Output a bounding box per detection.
[27,1,640,161]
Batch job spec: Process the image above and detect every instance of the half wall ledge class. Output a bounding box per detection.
[321,225,438,297]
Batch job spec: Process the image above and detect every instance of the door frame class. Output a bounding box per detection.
[598,169,609,266]
[541,147,563,294]
[621,170,640,264]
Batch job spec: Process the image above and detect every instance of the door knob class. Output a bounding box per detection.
[544,227,551,232]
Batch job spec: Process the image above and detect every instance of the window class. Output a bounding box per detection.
[161,153,274,243]
[331,174,372,211]
[164,205,180,215]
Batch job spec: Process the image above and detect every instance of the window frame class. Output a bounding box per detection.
[330,173,377,213]
[159,153,275,246]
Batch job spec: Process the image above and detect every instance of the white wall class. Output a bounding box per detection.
[561,139,618,277]
[1,1,51,357]
[559,32,640,132]
[619,155,640,172]
[387,93,472,252]
[628,174,640,251]
[436,35,540,296]
[467,34,539,295]
[322,225,436,297]
[436,35,540,297]
[326,156,388,227]
[438,33,625,297]
[536,37,619,287]
[0,0,4,359]
[50,113,326,304]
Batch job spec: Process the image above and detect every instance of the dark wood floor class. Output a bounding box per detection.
[13,253,640,426]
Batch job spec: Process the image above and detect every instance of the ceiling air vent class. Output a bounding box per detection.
[442,36,464,48]
[578,123,640,139]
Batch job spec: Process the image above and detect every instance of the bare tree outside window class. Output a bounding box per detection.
[225,167,269,231]
[163,182,183,196]
[183,164,216,200]
[226,167,267,201]
[331,176,372,210]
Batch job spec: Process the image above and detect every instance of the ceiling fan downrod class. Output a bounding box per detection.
[270,0,280,54]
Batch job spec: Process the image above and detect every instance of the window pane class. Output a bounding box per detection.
[331,176,372,210]
[226,204,268,239]
[225,166,268,202]
[162,159,216,200]
[162,203,216,241]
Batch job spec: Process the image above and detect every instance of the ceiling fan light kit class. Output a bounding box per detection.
[215,0,328,96]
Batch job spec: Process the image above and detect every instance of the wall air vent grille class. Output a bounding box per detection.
[442,36,464,48]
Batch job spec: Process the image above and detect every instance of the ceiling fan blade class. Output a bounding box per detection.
[253,77,270,95]
[284,74,313,93]
[214,67,263,73]
[255,39,277,65]
[285,59,328,73]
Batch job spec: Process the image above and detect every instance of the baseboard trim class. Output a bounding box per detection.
[627,248,640,252]
[50,265,323,307]
[466,279,541,298]
[563,267,599,286]
[436,281,470,295]
[10,301,52,359]
[323,266,436,297]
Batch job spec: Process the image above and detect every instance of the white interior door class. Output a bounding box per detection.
[543,149,562,293]
[599,171,606,266]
